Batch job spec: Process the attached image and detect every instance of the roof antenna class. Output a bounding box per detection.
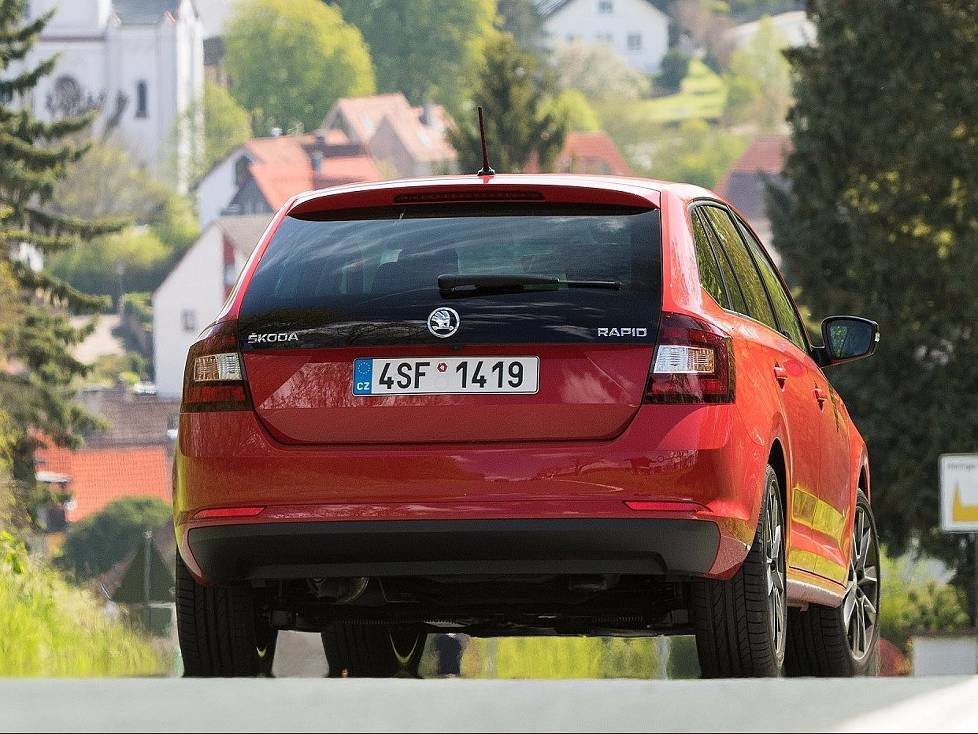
[476,106,494,176]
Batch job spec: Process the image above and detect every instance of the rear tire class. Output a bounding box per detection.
[693,465,786,677]
[786,490,880,677]
[322,623,426,678]
[176,553,277,677]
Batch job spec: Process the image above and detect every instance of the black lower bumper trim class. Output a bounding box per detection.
[188,519,720,582]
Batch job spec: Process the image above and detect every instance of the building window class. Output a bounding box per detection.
[234,156,250,187]
[181,309,197,333]
[596,33,613,44]
[598,0,613,13]
[135,81,148,118]
[627,33,642,51]
[49,75,82,118]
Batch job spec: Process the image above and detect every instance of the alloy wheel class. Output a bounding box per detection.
[844,505,879,660]
[763,480,787,660]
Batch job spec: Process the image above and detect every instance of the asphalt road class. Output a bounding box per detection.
[2,676,977,732]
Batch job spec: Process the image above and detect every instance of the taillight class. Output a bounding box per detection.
[182,320,252,412]
[645,312,735,404]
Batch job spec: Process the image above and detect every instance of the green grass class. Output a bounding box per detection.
[0,532,165,677]
[637,60,728,124]
[448,637,659,679]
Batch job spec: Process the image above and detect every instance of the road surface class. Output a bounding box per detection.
[1,677,976,732]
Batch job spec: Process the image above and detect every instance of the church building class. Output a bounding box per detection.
[19,0,204,189]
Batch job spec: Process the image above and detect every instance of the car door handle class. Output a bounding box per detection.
[773,364,788,387]
[813,387,828,408]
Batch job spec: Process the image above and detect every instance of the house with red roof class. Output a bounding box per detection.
[714,135,791,255]
[195,131,381,228]
[31,387,180,553]
[526,131,634,176]
[195,94,457,228]
[323,93,457,179]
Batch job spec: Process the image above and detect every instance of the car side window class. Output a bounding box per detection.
[701,206,778,332]
[694,210,747,313]
[690,209,729,308]
[737,220,807,351]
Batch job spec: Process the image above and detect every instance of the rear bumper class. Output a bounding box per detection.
[186,518,721,582]
[175,404,765,581]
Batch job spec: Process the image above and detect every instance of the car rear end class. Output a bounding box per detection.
[174,178,756,650]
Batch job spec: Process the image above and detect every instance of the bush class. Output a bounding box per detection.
[0,531,164,676]
[123,292,152,328]
[657,49,691,94]
[879,549,970,652]
[57,497,172,581]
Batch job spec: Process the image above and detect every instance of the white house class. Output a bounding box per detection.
[725,11,815,50]
[538,0,671,73]
[152,215,271,397]
[20,0,204,189]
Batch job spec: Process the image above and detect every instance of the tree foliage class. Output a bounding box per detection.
[879,549,970,651]
[0,0,125,506]
[723,16,791,130]
[448,34,567,173]
[546,89,601,133]
[496,0,546,51]
[657,49,691,94]
[769,1,978,604]
[633,119,747,188]
[226,0,375,135]
[45,142,198,300]
[672,0,736,70]
[330,0,496,113]
[554,41,649,103]
[56,497,171,581]
[186,81,251,183]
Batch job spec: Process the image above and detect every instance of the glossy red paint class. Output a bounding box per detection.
[244,344,651,444]
[176,174,871,605]
[194,506,265,519]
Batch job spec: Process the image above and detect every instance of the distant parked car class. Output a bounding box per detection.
[131,381,158,396]
[173,174,880,678]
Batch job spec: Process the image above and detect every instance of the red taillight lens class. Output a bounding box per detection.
[194,506,264,520]
[182,320,252,412]
[645,312,735,404]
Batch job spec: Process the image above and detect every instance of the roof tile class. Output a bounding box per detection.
[35,444,171,523]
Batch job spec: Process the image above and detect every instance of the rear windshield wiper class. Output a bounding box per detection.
[438,273,621,296]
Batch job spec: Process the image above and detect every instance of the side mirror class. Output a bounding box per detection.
[820,316,879,366]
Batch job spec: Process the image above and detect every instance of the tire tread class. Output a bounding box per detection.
[693,466,783,677]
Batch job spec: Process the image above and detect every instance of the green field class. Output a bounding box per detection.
[638,59,728,124]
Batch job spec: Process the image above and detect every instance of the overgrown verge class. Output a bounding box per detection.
[0,531,165,677]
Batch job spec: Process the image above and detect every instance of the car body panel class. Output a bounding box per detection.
[175,174,870,614]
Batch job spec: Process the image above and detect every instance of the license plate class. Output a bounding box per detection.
[353,357,539,395]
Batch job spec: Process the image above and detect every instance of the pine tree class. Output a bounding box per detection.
[0,0,125,521]
[769,1,978,612]
[449,34,567,173]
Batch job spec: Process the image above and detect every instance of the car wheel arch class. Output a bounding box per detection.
[768,438,789,514]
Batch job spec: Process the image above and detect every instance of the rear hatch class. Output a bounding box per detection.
[238,202,662,444]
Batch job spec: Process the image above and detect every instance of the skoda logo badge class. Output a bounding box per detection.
[427,307,460,338]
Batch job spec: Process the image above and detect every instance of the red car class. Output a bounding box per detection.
[174,174,881,678]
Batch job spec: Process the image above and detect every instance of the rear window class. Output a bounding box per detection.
[239,205,661,347]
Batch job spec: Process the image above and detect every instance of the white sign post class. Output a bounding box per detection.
[939,454,978,634]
